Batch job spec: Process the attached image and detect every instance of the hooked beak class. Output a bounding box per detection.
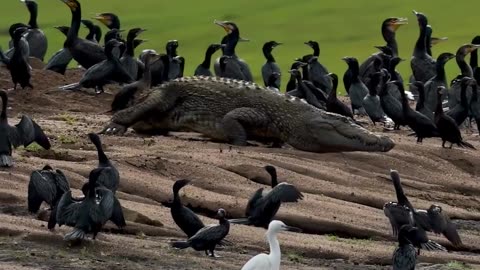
[94,14,110,25]
[467,44,480,53]
[239,37,250,42]
[412,10,419,15]
[214,20,231,33]
[137,28,147,34]
[61,0,78,10]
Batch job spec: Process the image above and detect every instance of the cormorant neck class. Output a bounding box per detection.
[329,76,338,99]
[85,28,95,41]
[161,56,170,82]
[94,26,102,43]
[201,48,215,69]
[382,29,398,56]
[125,35,136,57]
[312,44,320,57]
[426,33,432,56]
[91,136,109,165]
[224,32,239,56]
[416,86,425,110]
[263,47,275,63]
[269,171,277,188]
[266,232,281,269]
[87,180,97,198]
[435,92,443,115]
[0,93,7,121]
[414,23,427,57]
[457,54,473,77]
[66,7,81,47]
[393,177,412,208]
[301,65,309,80]
[435,60,447,81]
[27,3,39,29]
[388,63,399,81]
[349,62,360,82]
[471,49,478,70]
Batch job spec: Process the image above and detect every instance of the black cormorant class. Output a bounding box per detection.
[411,11,436,83]
[81,19,102,43]
[392,224,417,270]
[434,86,475,149]
[171,179,205,238]
[28,165,69,213]
[88,133,120,193]
[380,72,405,130]
[213,20,253,82]
[288,69,325,109]
[469,81,480,134]
[5,23,30,59]
[359,17,407,81]
[60,39,133,93]
[392,81,439,142]
[385,57,405,101]
[60,0,106,69]
[229,174,303,228]
[111,51,159,112]
[285,61,307,92]
[0,90,51,167]
[384,170,462,247]
[342,56,368,114]
[326,73,354,119]
[413,81,434,121]
[261,41,282,89]
[56,168,126,241]
[447,77,472,126]
[304,40,332,93]
[194,44,225,76]
[45,26,72,75]
[172,208,230,257]
[165,40,183,80]
[1,27,33,90]
[21,0,48,61]
[423,52,455,112]
[121,28,146,80]
[362,71,388,125]
[94,12,121,30]
[448,44,480,109]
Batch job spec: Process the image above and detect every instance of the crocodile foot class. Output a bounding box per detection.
[99,122,127,135]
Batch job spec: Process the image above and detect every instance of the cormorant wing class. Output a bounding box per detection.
[27,170,57,213]
[245,188,264,217]
[110,196,127,228]
[383,202,413,236]
[189,223,226,242]
[404,225,446,252]
[427,206,462,246]
[96,167,119,193]
[54,169,71,194]
[303,80,328,102]
[56,191,82,227]
[8,115,51,150]
[412,210,433,232]
[259,182,303,206]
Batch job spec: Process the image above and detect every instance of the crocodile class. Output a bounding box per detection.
[100,76,395,153]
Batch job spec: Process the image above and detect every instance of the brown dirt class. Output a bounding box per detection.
[0,66,480,270]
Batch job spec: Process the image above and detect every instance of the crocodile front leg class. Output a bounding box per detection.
[100,89,179,135]
[221,107,271,146]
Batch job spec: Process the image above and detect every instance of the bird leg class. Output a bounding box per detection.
[208,249,221,258]
[442,141,446,148]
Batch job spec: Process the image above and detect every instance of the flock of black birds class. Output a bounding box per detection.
[0,0,477,269]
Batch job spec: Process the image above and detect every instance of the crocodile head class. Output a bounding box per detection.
[291,111,395,153]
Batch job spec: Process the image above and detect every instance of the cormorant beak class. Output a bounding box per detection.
[283,225,302,233]
[287,69,296,75]
[467,44,480,53]
[214,20,232,34]
[341,56,350,62]
[239,37,250,42]
[390,18,408,31]
[412,10,419,15]
[430,37,448,45]
[137,28,147,34]
[273,42,282,47]
[61,0,78,11]
[94,14,110,25]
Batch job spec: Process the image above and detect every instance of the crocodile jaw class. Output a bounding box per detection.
[291,113,395,153]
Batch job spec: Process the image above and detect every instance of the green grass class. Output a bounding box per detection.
[1,0,480,93]
[24,142,43,152]
[58,134,76,144]
[447,261,472,270]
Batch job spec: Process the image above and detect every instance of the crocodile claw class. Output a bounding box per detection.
[99,122,127,135]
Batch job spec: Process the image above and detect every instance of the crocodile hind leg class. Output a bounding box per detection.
[100,89,179,135]
[221,108,271,146]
